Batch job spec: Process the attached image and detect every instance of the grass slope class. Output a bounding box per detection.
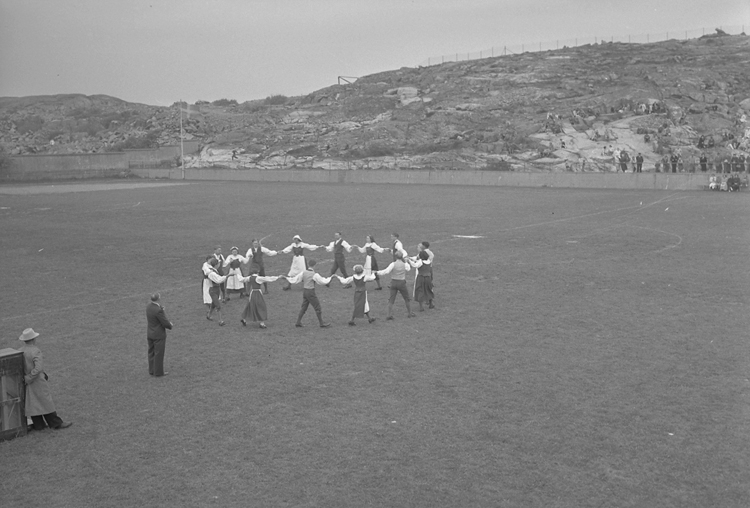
[0,181,748,508]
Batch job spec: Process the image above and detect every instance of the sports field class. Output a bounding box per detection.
[0,180,748,508]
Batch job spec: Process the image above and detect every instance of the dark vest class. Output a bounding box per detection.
[352,276,367,292]
[247,275,262,290]
[417,263,432,277]
[251,248,263,266]
[292,245,304,256]
[334,239,345,257]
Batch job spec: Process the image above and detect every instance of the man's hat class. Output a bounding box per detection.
[19,328,40,341]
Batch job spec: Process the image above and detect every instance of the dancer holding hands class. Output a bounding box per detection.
[352,234,385,290]
[246,238,278,295]
[223,246,249,298]
[237,269,282,329]
[337,264,377,325]
[280,235,321,290]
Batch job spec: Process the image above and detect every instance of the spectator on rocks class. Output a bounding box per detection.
[635,153,644,173]
[740,154,746,173]
[619,151,630,172]
[707,136,715,148]
[670,153,679,173]
[732,154,741,172]
[728,173,741,192]
[644,133,651,143]
[699,153,708,172]
[722,159,732,174]
[697,135,706,148]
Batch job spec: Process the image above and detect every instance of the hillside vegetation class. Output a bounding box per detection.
[1,32,749,172]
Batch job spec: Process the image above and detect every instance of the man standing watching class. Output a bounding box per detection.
[146,293,173,377]
[18,328,73,431]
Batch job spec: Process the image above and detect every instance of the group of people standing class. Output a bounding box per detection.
[199,232,436,329]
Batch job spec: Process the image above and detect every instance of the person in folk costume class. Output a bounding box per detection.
[352,234,385,290]
[213,245,228,302]
[18,328,73,431]
[237,268,282,329]
[285,259,333,328]
[323,231,353,288]
[246,238,278,295]
[417,240,435,285]
[376,250,416,320]
[389,232,408,261]
[408,250,435,311]
[280,235,320,290]
[223,246,249,298]
[201,255,214,312]
[205,257,229,326]
[337,264,377,325]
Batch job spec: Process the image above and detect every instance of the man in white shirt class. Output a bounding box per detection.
[286,260,333,328]
[376,251,415,320]
[390,233,408,261]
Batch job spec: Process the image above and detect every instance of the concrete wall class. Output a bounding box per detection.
[5,152,130,180]
[3,141,202,181]
[132,167,712,191]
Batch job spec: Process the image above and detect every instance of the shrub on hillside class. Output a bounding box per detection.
[212,98,238,107]
[264,95,289,106]
[15,115,44,134]
[482,159,513,171]
[241,101,267,113]
[111,133,159,151]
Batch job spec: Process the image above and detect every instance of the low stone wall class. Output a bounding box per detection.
[133,167,711,191]
[2,142,201,181]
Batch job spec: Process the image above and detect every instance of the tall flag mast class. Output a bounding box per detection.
[179,100,185,180]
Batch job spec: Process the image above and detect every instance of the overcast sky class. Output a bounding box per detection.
[1,0,748,105]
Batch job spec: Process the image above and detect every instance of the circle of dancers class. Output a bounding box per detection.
[200,232,435,329]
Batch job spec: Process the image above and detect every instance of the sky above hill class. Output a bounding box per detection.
[1,0,749,106]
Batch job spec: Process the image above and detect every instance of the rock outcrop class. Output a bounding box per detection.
[2,33,749,172]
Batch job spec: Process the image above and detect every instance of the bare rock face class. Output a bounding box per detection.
[2,35,750,170]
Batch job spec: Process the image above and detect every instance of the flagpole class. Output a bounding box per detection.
[179,100,185,180]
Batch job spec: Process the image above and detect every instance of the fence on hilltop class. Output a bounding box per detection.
[418,25,747,67]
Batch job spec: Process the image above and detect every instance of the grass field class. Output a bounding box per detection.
[0,180,748,508]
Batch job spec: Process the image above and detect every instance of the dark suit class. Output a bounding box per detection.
[146,301,172,376]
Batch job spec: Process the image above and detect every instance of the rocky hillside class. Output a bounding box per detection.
[2,31,749,172]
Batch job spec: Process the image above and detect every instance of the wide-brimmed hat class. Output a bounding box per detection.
[230,246,239,252]
[19,328,40,341]
[293,235,302,241]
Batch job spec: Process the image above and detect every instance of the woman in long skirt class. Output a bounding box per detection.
[280,235,320,290]
[201,256,213,310]
[337,265,377,325]
[353,235,385,290]
[223,246,249,298]
[408,250,435,311]
[237,271,281,329]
